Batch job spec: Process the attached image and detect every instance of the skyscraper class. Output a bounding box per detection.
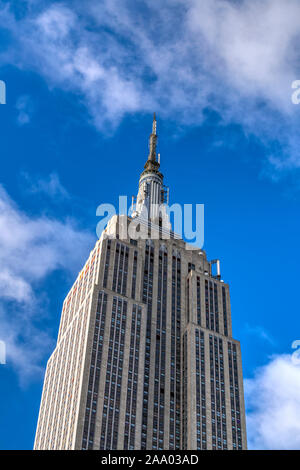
[34,115,247,450]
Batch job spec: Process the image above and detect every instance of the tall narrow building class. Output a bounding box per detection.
[34,115,247,450]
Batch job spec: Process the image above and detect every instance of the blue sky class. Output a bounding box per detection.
[0,0,300,450]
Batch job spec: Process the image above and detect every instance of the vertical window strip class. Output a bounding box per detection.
[228,342,242,449]
[195,330,201,449]
[214,284,219,333]
[209,335,227,450]
[100,297,127,449]
[141,244,154,449]
[222,287,228,337]
[205,280,209,329]
[197,276,201,326]
[112,243,121,292]
[112,243,129,296]
[187,278,190,323]
[124,305,142,449]
[209,335,216,449]
[103,240,111,288]
[170,255,181,449]
[152,248,167,449]
[209,282,215,331]
[195,329,206,450]
[219,338,227,449]
[124,303,136,449]
[131,251,138,299]
[175,257,181,449]
[121,246,129,296]
[116,245,124,293]
[182,332,188,450]
[169,256,176,449]
[82,291,107,449]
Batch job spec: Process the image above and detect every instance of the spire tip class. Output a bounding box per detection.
[152,112,157,135]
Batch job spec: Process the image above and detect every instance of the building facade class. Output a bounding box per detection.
[34,116,247,450]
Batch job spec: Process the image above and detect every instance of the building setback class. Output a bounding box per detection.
[34,115,247,450]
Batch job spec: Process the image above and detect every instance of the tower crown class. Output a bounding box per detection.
[134,114,168,224]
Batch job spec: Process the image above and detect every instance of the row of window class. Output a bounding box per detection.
[141,243,154,449]
[100,297,127,449]
[195,329,206,449]
[82,291,107,449]
[170,255,181,449]
[209,335,227,450]
[228,342,243,449]
[152,249,168,449]
[124,305,142,449]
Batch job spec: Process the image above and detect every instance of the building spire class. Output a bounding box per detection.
[148,112,157,162]
[133,113,170,228]
[152,112,157,134]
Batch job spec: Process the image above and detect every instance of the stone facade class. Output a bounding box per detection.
[34,117,247,450]
[34,215,247,450]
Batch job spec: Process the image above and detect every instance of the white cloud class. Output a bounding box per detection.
[0,303,54,381]
[35,3,76,40]
[0,269,33,302]
[245,353,300,449]
[1,0,300,168]
[0,184,94,382]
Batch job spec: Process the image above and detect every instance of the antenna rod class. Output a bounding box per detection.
[148,113,158,162]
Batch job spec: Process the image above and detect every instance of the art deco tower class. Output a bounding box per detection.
[34,116,247,450]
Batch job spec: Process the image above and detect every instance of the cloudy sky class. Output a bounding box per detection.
[0,0,300,450]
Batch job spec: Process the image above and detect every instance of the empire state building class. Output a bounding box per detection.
[34,115,247,450]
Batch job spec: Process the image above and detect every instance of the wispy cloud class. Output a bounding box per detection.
[15,94,34,125]
[0,184,94,383]
[245,353,300,449]
[244,324,276,346]
[22,172,70,201]
[1,0,300,175]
